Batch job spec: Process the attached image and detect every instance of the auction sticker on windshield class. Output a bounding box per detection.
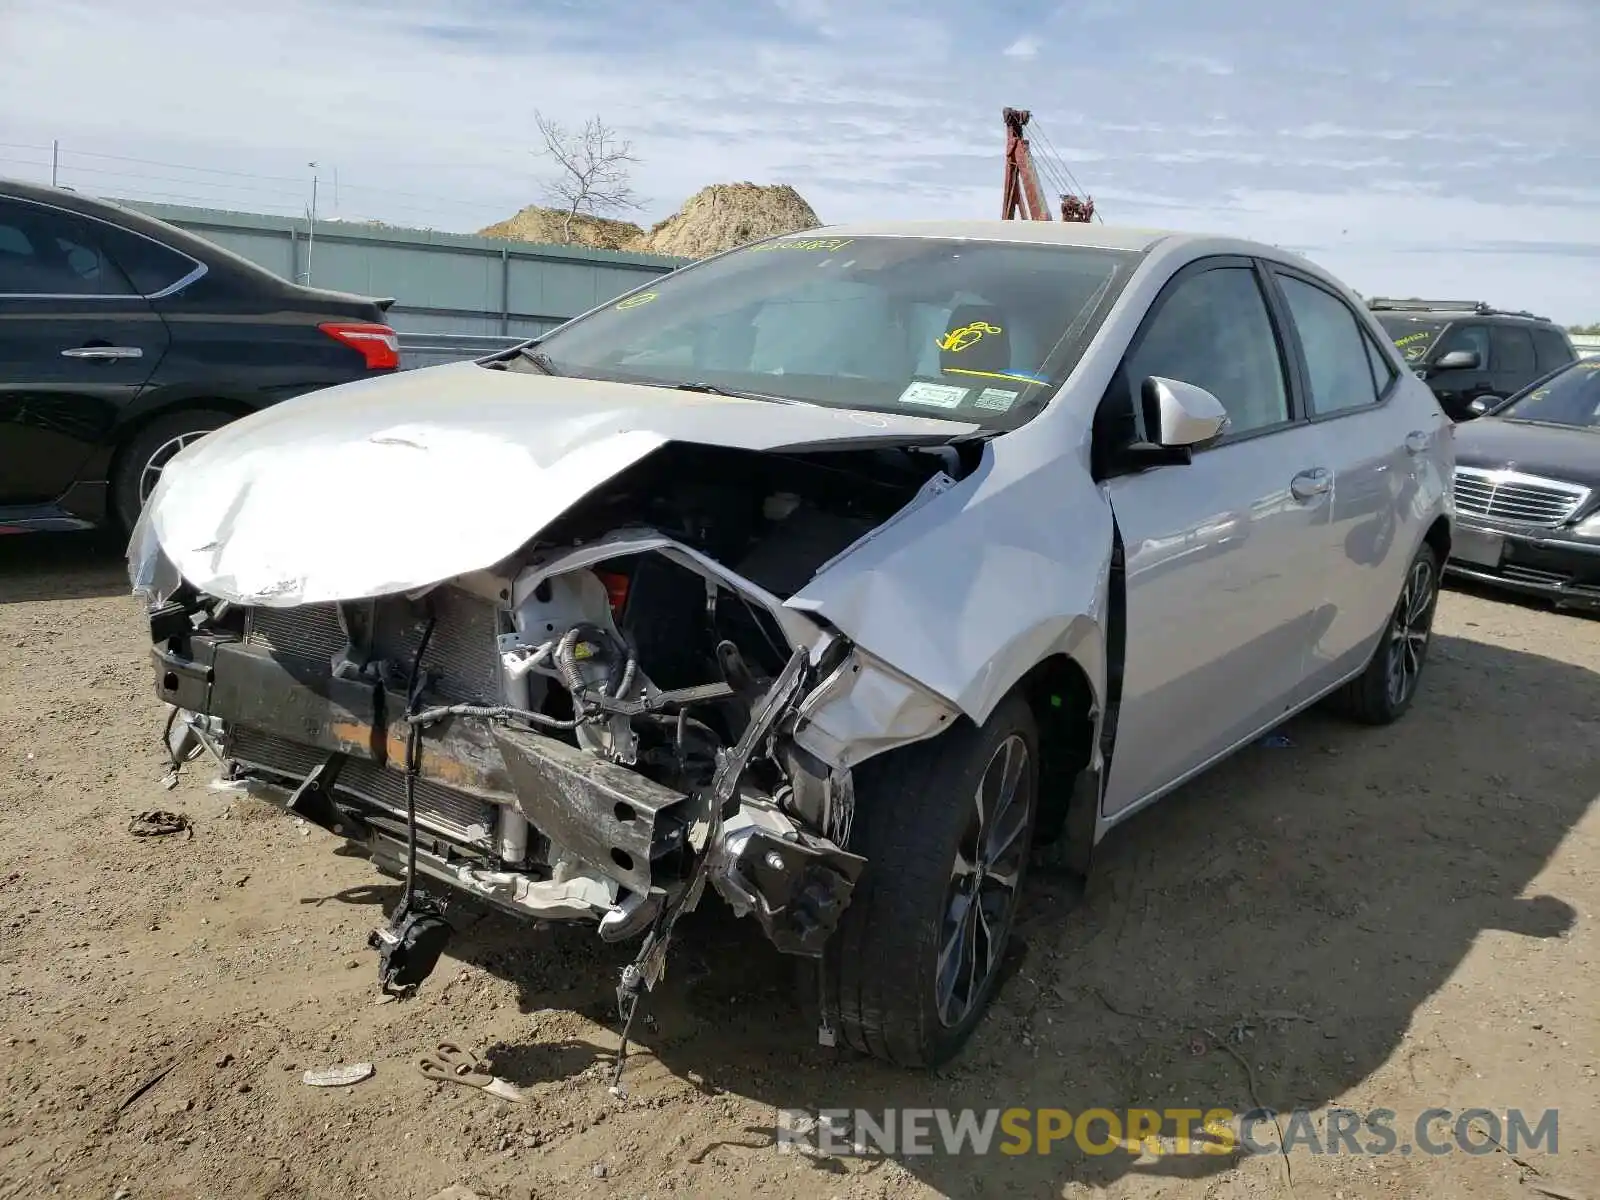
[974,388,1018,412]
[898,381,969,409]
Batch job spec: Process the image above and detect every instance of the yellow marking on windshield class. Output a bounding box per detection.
[1392,331,1433,361]
[748,237,855,253]
[937,322,1003,353]
[615,292,658,310]
[943,367,1041,385]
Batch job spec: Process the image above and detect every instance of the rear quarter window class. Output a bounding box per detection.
[96,223,200,296]
[1531,326,1576,373]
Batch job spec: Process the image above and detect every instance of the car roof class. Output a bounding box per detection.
[0,176,291,286]
[1371,309,1563,329]
[1366,299,1561,328]
[798,219,1179,253]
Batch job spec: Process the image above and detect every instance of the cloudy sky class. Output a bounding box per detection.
[1,0,1595,321]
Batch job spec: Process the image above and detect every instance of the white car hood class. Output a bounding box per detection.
[130,361,977,607]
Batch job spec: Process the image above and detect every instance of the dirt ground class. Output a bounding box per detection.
[1,532,1596,1200]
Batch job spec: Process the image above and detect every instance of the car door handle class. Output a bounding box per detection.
[1404,430,1431,455]
[1290,468,1331,501]
[61,345,143,360]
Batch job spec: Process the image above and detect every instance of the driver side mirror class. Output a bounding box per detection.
[1140,376,1230,448]
[1435,349,1480,371]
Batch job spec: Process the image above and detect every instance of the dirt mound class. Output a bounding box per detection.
[479,184,821,258]
[477,205,645,252]
[631,183,820,257]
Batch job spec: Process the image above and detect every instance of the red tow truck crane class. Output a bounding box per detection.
[1001,107,1095,223]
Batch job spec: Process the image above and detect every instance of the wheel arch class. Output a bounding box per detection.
[945,610,1108,879]
[106,398,253,531]
[1423,513,1451,565]
[1010,652,1101,874]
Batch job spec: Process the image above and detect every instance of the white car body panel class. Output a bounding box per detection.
[128,362,977,610]
[129,221,1454,836]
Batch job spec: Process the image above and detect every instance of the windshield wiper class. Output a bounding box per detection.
[1502,417,1596,432]
[515,346,561,375]
[670,381,799,404]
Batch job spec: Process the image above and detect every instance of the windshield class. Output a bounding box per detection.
[517,235,1140,431]
[1499,359,1600,428]
[1375,315,1449,364]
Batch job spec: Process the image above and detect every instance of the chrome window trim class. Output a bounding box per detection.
[0,191,209,301]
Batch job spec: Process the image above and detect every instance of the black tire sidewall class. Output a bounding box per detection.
[1397,542,1442,705]
[1371,541,1442,721]
[827,692,1040,1067]
[111,410,233,533]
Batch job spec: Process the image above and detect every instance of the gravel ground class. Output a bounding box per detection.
[1,532,1596,1200]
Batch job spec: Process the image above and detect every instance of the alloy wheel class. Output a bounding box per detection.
[936,733,1032,1028]
[1386,557,1437,706]
[138,431,209,505]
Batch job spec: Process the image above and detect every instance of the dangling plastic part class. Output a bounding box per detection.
[368,614,452,998]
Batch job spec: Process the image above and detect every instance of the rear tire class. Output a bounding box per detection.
[1328,542,1441,725]
[822,693,1039,1067]
[111,409,234,533]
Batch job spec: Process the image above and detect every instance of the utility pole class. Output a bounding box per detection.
[50,140,59,187]
[304,161,319,285]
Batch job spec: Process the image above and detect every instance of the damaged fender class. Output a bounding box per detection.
[791,433,1112,738]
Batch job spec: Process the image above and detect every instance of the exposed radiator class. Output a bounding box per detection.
[230,727,497,849]
[244,586,503,703]
[236,587,507,850]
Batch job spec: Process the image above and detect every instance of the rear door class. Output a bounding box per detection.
[1490,325,1539,400]
[1530,326,1576,379]
[1265,266,1440,696]
[1100,257,1333,815]
[0,196,169,506]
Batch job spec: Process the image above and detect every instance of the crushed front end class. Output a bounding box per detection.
[138,441,966,1008]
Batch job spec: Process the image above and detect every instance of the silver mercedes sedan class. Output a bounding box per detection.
[129,221,1454,1069]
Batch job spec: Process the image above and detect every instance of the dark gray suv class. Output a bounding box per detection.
[1368,298,1576,422]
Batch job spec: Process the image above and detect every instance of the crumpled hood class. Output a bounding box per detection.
[130,361,976,607]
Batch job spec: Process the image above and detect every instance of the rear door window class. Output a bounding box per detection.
[0,198,134,296]
[96,223,200,296]
[1531,326,1575,373]
[1275,273,1379,415]
[1490,326,1537,378]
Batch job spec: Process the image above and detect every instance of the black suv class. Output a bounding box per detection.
[1368,298,1577,422]
[1,179,399,535]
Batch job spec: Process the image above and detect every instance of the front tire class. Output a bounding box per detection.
[111,409,234,532]
[1329,542,1441,725]
[822,693,1039,1067]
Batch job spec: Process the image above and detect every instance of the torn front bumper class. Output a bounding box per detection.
[148,600,865,954]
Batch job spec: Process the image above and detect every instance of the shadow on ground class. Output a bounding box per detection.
[1444,575,1600,622]
[369,630,1597,1195]
[0,531,128,604]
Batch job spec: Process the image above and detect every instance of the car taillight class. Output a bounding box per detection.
[320,321,400,370]
[595,570,630,615]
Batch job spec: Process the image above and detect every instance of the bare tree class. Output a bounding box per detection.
[533,111,642,244]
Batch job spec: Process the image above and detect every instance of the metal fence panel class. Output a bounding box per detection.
[122,200,686,351]
[396,333,529,371]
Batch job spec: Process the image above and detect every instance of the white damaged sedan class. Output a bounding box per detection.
[131,221,1454,1068]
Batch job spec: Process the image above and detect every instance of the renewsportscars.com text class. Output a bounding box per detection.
[776,1106,1559,1159]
